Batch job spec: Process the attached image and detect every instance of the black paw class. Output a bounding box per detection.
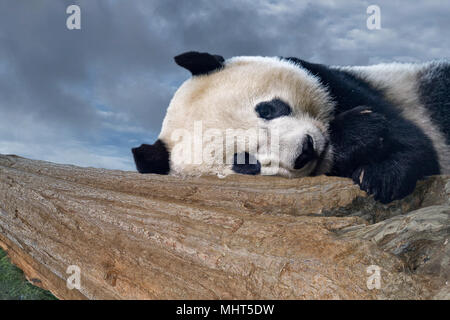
[352,165,417,204]
[330,106,389,177]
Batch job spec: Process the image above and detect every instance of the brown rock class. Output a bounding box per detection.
[0,154,448,299]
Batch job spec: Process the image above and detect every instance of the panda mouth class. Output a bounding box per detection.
[287,137,330,177]
[290,160,318,175]
[232,134,329,178]
[257,157,318,177]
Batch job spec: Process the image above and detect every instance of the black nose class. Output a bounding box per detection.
[294,135,316,170]
[232,152,261,175]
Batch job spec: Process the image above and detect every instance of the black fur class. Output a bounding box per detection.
[132,140,170,174]
[418,62,450,144]
[285,57,387,114]
[255,98,292,120]
[285,57,441,203]
[328,106,388,177]
[174,51,224,76]
[232,152,261,175]
[294,134,316,169]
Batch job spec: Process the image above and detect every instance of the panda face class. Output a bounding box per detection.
[154,55,335,178]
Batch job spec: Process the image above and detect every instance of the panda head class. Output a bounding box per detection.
[132,51,335,178]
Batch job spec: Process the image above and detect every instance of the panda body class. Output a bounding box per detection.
[132,52,449,203]
[337,61,450,174]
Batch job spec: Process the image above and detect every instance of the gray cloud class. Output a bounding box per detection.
[0,0,449,170]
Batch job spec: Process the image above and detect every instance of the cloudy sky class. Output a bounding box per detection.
[0,0,449,171]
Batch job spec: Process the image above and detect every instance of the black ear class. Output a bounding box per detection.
[174,51,224,76]
[131,139,170,174]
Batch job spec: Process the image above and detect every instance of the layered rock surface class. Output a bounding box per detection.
[0,154,448,299]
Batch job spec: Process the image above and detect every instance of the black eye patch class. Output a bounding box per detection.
[255,98,292,120]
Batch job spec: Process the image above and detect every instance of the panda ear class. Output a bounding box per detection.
[131,140,170,174]
[174,51,224,76]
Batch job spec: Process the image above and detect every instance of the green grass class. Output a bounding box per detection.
[0,248,57,300]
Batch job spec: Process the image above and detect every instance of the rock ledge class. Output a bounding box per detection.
[0,154,448,299]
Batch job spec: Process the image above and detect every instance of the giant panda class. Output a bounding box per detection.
[132,51,450,204]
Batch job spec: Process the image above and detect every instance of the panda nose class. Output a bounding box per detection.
[294,135,316,169]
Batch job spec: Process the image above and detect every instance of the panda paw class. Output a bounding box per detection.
[329,106,389,177]
[351,165,417,204]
